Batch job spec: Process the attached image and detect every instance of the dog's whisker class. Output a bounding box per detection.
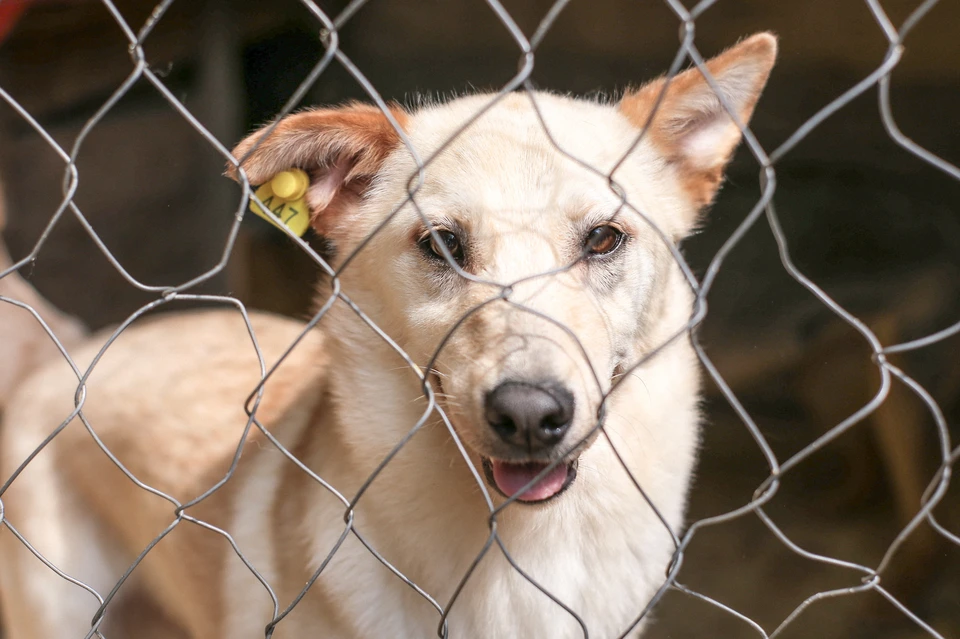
[427,367,450,379]
[410,392,459,404]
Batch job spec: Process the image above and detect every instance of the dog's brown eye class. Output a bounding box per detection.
[420,230,464,266]
[584,225,625,256]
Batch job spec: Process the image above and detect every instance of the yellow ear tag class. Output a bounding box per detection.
[249,168,311,237]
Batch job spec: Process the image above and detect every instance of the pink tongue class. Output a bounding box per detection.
[491,461,568,501]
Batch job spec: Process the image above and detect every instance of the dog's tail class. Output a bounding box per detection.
[0,184,87,410]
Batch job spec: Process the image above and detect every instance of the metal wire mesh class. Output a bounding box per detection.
[0,0,958,637]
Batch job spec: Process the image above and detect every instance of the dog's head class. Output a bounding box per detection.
[230,34,776,504]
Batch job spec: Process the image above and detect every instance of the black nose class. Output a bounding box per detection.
[484,382,575,452]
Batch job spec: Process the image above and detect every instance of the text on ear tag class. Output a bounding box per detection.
[249,168,311,237]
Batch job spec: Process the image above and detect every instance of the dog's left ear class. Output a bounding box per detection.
[619,32,777,225]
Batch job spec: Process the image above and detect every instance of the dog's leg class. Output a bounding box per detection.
[0,440,130,638]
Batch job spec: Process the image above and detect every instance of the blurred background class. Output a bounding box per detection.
[1,0,959,636]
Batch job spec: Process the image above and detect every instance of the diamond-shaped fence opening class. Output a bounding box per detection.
[0,0,958,637]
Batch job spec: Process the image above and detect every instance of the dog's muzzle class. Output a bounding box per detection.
[480,380,578,503]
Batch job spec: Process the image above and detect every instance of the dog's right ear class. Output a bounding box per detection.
[226,103,408,235]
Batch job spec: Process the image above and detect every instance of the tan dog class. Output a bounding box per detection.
[0,34,776,638]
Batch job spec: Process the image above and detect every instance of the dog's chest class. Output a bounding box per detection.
[440,529,659,638]
[227,482,672,638]
[320,511,668,638]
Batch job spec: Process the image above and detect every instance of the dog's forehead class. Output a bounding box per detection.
[388,93,646,220]
[412,93,637,171]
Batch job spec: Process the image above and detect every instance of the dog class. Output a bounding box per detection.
[0,33,776,638]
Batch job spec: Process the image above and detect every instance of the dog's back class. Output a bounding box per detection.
[0,309,325,637]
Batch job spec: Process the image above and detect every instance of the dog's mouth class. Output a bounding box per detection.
[481,457,578,504]
[429,371,580,504]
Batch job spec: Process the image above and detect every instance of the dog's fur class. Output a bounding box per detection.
[0,34,776,638]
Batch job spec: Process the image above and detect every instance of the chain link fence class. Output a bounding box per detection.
[0,0,958,637]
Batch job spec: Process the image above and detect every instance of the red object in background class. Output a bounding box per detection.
[0,0,33,46]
